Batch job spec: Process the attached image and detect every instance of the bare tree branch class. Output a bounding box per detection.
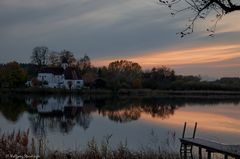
[159,0,240,36]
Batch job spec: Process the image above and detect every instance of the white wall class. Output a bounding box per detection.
[63,80,84,89]
[37,73,84,89]
[38,73,64,88]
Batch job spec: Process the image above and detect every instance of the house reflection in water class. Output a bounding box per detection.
[25,96,196,138]
[27,96,92,138]
[37,96,83,116]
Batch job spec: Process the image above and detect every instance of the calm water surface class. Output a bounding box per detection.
[0,95,240,151]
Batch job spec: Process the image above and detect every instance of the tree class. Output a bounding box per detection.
[48,51,60,66]
[159,0,240,36]
[108,60,142,89]
[20,63,38,79]
[59,50,76,66]
[108,60,142,79]
[142,66,175,89]
[151,66,175,81]
[31,46,48,67]
[93,78,107,89]
[97,66,108,78]
[83,72,97,87]
[77,54,91,74]
[0,61,27,88]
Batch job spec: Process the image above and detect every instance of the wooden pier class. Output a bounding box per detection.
[179,122,240,159]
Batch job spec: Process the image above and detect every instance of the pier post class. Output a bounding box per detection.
[207,151,211,159]
[182,122,187,138]
[193,122,197,138]
[184,144,187,159]
[198,147,202,159]
[224,154,228,159]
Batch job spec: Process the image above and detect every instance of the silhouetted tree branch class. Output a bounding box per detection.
[159,0,240,37]
[31,46,48,67]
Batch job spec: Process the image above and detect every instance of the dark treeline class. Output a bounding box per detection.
[0,46,240,91]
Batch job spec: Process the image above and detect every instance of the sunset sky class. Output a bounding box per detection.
[1,0,240,78]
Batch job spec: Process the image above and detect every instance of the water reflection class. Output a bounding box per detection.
[0,95,240,144]
[0,96,238,123]
[26,96,92,138]
[0,95,27,122]
[26,96,185,131]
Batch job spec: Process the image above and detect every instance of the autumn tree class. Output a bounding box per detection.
[31,46,48,67]
[0,61,27,88]
[108,60,142,89]
[159,0,240,36]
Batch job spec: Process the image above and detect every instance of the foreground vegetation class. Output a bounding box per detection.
[0,130,180,159]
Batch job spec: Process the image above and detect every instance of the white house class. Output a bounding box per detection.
[37,63,84,89]
[36,96,84,114]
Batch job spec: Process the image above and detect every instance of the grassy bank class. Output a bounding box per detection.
[0,88,113,95]
[0,130,180,159]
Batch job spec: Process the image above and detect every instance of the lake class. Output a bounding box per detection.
[0,94,240,152]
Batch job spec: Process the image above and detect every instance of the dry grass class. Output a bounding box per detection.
[0,130,180,159]
[0,129,46,159]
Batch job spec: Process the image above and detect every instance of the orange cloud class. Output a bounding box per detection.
[92,44,240,69]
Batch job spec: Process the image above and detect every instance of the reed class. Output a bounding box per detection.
[0,130,180,159]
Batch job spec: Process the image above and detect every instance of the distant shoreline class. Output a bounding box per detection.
[1,88,240,97]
